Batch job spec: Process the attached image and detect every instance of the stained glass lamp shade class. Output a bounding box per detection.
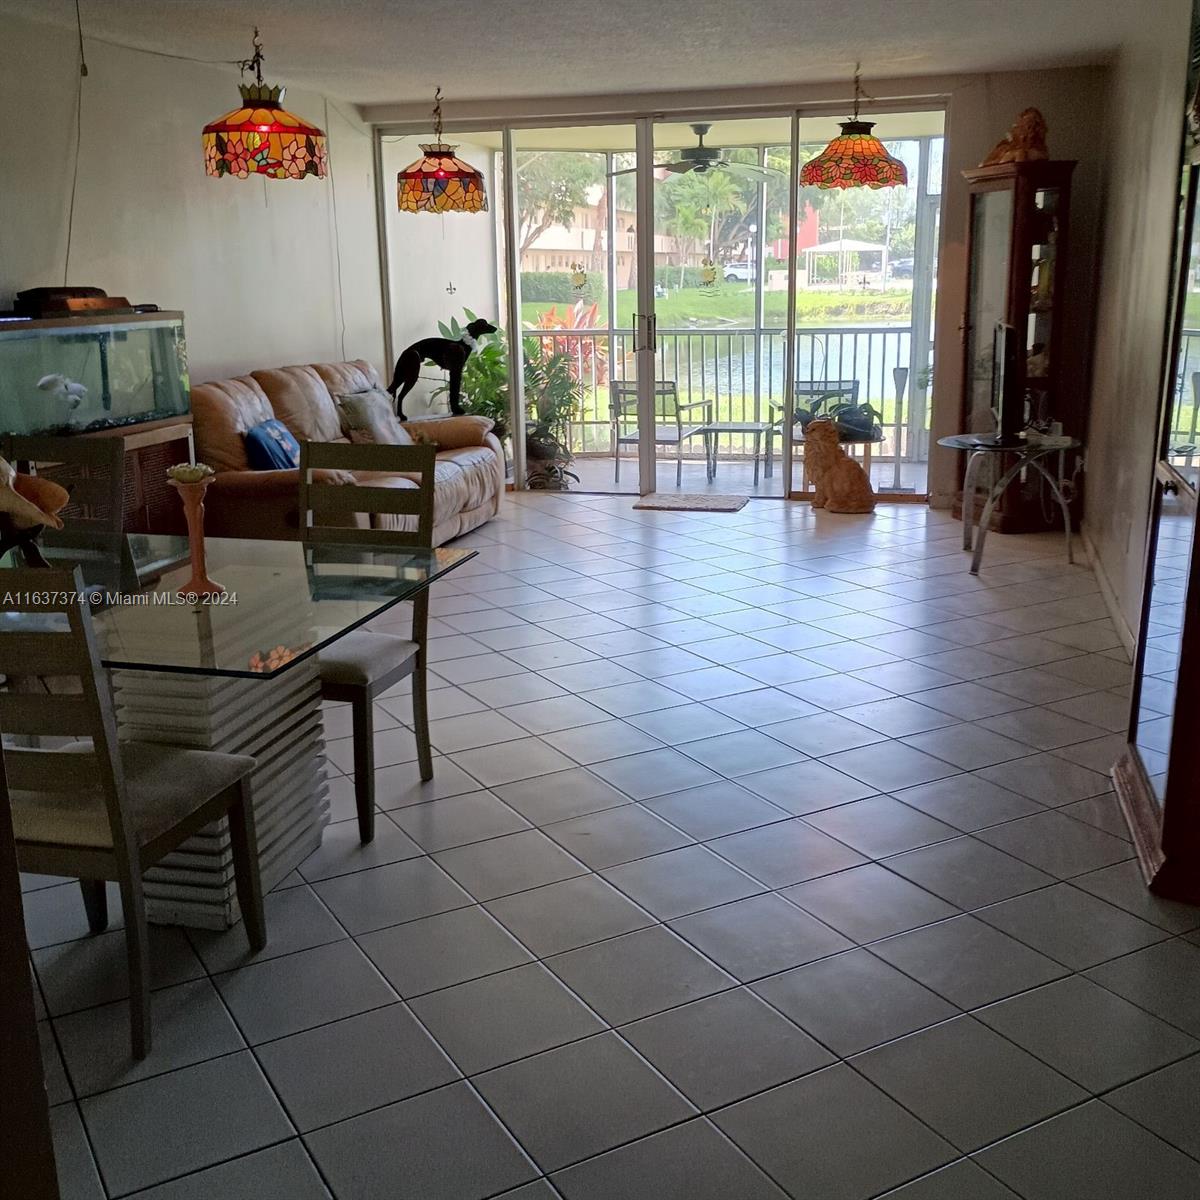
[202,31,327,180]
[203,83,327,180]
[397,89,488,213]
[800,120,907,189]
[800,66,907,190]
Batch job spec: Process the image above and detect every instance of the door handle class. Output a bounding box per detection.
[649,313,657,353]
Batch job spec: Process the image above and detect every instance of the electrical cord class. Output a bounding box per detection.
[325,98,349,359]
[63,0,88,285]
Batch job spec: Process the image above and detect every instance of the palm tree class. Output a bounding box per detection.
[669,202,708,287]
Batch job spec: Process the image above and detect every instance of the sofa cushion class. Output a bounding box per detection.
[251,365,343,443]
[334,389,413,446]
[399,415,494,449]
[437,446,503,513]
[190,376,275,471]
[244,418,301,469]
[311,360,382,397]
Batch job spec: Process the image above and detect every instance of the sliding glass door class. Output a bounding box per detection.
[508,122,649,493]
[373,105,944,501]
[648,116,794,497]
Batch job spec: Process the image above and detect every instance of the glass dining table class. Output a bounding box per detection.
[6,531,476,929]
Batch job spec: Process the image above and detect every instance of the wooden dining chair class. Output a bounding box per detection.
[3,434,126,534]
[0,567,265,1059]
[298,441,438,844]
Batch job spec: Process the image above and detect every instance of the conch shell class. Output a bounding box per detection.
[0,456,67,529]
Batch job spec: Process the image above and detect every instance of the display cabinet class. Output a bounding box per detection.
[960,160,1080,531]
[1113,135,1200,903]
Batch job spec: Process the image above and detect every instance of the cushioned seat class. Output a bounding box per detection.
[318,630,418,687]
[10,741,256,849]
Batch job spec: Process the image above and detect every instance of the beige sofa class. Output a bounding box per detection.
[190,359,504,544]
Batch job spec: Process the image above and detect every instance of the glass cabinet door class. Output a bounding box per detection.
[965,188,1013,433]
[1026,186,1060,426]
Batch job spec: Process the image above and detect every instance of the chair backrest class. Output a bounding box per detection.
[4,434,126,533]
[298,441,437,548]
[793,379,861,404]
[610,381,681,427]
[0,566,131,856]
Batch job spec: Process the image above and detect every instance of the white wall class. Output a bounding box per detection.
[378,136,500,414]
[1083,2,1192,637]
[0,13,384,384]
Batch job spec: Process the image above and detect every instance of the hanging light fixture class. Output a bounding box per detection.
[397,88,488,213]
[800,65,907,190]
[202,28,327,180]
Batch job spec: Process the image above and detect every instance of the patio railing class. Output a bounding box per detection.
[523,324,930,485]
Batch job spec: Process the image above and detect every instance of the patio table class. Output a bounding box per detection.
[4,532,474,928]
[700,420,773,486]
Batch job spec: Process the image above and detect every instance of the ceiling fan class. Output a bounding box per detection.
[609,124,783,182]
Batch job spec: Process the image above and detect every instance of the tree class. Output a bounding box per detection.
[515,151,604,258]
[668,202,708,286]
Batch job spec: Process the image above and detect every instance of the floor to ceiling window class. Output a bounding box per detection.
[374,107,944,501]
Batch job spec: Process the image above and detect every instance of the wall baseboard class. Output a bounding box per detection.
[1081,523,1137,658]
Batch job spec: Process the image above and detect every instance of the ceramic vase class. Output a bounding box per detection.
[169,477,225,597]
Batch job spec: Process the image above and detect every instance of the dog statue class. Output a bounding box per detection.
[387,318,497,420]
[981,108,1049,166]
[804,418,876,514]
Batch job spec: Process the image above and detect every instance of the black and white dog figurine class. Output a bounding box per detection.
[387,318,497,420]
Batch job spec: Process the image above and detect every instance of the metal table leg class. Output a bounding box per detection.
[1025,454,1075,565]
[961,450,985,551]
[970,449,1066,575]
[753,431,761,488]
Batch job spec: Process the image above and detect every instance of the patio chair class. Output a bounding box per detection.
[611,381,712,487]
[298,441,438,844]
[1,566,264,1059]
[764,380,865,483]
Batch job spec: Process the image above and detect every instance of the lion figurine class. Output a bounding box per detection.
[981,108,1049,166]
[804,418,876,514]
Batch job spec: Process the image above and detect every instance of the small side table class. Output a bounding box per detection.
[701,421,772,485]
[938,433,1081,575]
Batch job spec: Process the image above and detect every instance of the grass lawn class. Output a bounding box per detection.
[523,285,917,330]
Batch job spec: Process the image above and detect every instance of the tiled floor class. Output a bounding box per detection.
[25,494,1200,1200]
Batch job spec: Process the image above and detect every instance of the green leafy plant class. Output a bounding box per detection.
[523,338,580,490]
[795,390,883,441]
[434,308,510,439]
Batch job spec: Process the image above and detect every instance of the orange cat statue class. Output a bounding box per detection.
[804,418,876,515]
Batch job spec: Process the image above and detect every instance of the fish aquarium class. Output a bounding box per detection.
[0,312,190,436]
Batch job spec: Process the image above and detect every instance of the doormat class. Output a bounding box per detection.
[633,493,748,513]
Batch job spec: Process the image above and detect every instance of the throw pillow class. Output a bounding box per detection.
[399,415,494,449]
[334,388,414,445]
[244,418,301,469]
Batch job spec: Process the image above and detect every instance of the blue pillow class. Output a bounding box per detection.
[244,419,300,470]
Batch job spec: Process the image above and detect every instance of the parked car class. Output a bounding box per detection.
[888,258,914,279]
[723,261,757,282]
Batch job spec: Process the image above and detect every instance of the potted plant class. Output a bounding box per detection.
[434,309,510,440]
[523,338,580,490]
[796,390,882,442]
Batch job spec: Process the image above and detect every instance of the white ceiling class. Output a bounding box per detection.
[4,0,1126,107]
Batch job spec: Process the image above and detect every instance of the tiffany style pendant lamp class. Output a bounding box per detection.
[397,88,488,213]
[800,66,907,190]
[202,28,327,180]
